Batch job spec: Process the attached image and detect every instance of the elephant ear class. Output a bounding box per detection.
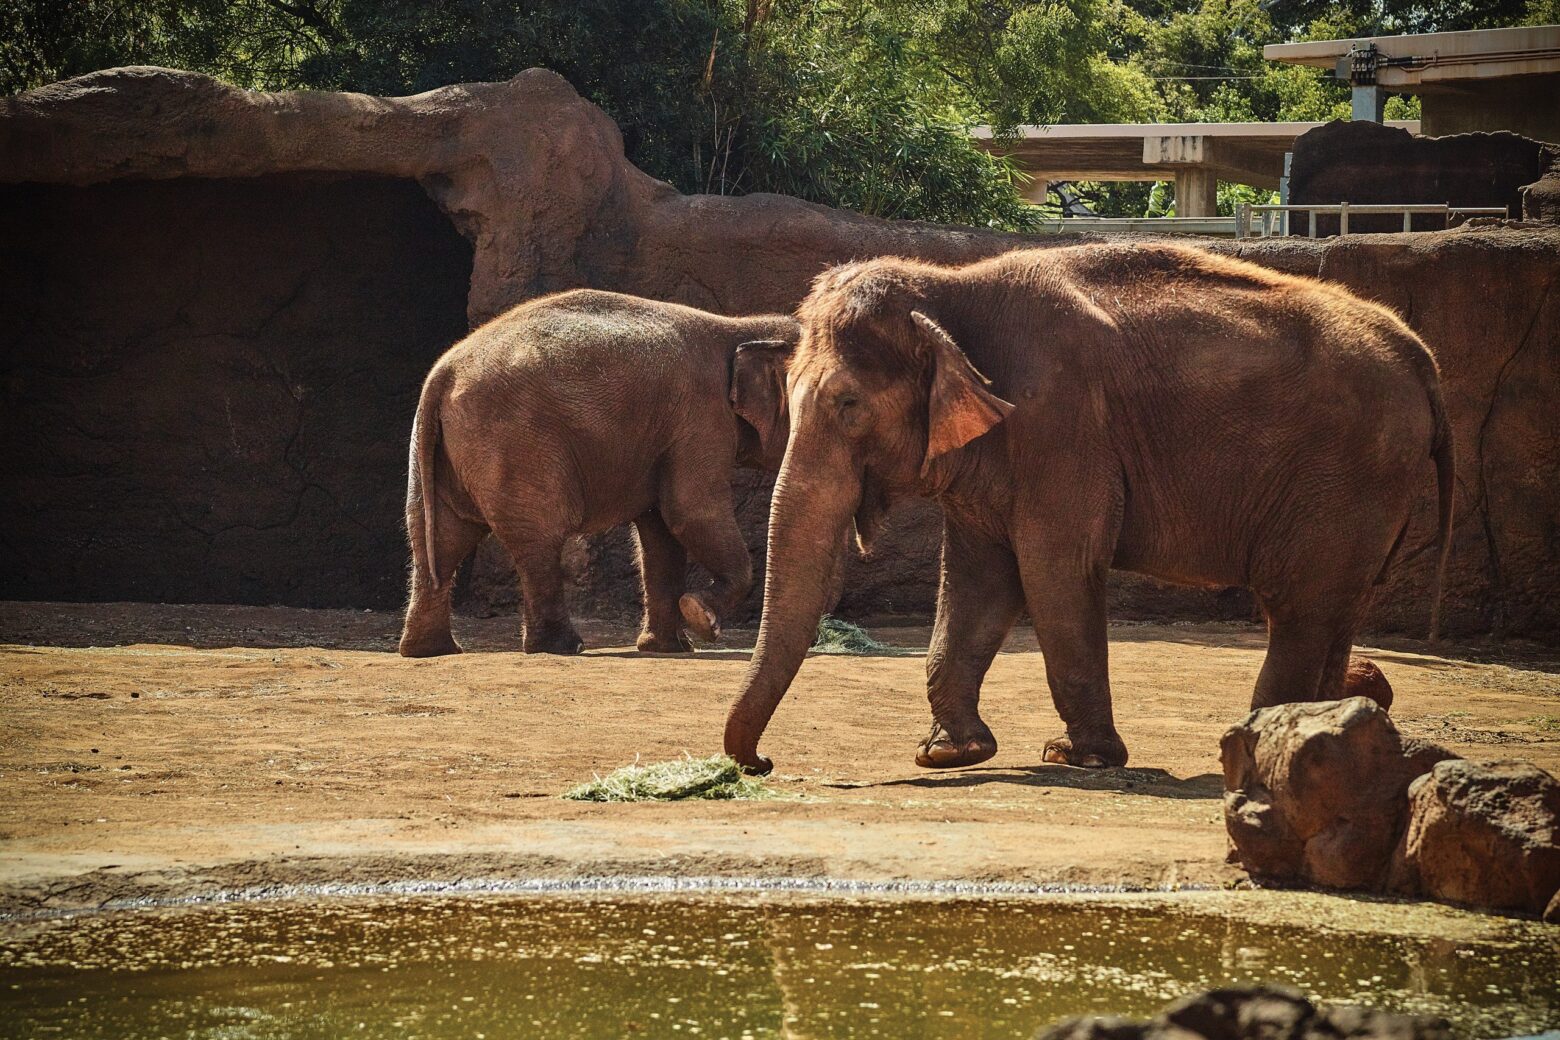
[912,310,1014,478]
[731,339,792,459]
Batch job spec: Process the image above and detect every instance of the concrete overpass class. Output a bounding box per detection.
[1265,25,1560,140]
[973,120,1419,217]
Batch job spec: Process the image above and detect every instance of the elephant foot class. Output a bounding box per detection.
[398,631,464,658]
[915,719,998,769]
[679,593,722,643]
[636,629,694,655]
[1343,657,1393,711]
[523,621,584,656]
[1042,731,1129,769]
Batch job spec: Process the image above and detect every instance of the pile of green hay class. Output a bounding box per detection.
[562,754,776,802]
[811,615,893,655]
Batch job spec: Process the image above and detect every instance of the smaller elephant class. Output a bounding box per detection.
[398,289,796,657]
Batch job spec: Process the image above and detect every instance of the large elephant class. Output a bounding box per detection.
[399,289,796,657]
[725,244,1453,774]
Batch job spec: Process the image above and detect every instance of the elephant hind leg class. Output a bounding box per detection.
[399,508,487,658]
[1251,590,1370,709]
[1251,613,1332,709]
[493,526,584,655]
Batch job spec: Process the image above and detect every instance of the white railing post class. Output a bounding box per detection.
[1339,201,1349,237]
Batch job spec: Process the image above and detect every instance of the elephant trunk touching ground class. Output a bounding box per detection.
[724,382,862,774]
[723,243,1455,776]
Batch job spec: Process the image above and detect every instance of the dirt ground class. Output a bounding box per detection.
[2,601,1557,917]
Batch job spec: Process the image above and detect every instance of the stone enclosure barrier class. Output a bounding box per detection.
[2,68,1557,642]
[1222,697,1560,921]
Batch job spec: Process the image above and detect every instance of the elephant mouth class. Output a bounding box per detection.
[853,468,892,556]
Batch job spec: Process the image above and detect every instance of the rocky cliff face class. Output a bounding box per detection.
[1287,120,1559,234]
[2,68,1556,641]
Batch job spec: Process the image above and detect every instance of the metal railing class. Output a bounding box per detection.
[1032,216,1239,237]
[1235,202,1508,239]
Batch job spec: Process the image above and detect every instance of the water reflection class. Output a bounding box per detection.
[1,893,1555,1039]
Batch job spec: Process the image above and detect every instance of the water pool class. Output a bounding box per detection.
[2,888,1555,1038]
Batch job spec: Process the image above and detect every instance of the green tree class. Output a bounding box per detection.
[0,0,1536,228]
[0,0,340,94]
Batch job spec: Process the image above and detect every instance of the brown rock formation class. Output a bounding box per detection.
[1388,758,1560,920]
[1220,698,1452,890]
[1037,985,1452,1040]
[1224,699,1560,919]
[1523,153,1560,222]
[1288,120,1559,233]
[2,67,1557,641]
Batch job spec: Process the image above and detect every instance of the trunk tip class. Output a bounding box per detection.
[724,723,774,775]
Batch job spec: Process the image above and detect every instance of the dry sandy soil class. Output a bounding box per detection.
[2,601,1556,917]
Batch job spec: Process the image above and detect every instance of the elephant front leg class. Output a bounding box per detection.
[916,523,1024,769]
[1025,567,1128,769]
[662,481,754,644]
[633,511,693,654]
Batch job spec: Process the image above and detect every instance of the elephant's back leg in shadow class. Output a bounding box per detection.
[633,511,694,654]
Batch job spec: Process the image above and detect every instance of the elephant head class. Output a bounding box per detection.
[724,260,1014,773]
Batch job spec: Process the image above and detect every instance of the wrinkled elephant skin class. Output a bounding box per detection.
[399,290,796,657]
[725,245,1453,774]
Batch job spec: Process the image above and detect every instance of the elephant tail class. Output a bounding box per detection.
[411,364,451,589]
[1427,379,1455,644]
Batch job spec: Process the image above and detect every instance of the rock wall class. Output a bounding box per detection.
[0,175,472,608]
[1288,120,1559,234]
[2,68,1557,641]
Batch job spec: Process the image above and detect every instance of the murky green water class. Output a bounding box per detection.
[1,890,1556,1039]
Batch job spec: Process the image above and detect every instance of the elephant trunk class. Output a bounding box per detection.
[724,429,860,774]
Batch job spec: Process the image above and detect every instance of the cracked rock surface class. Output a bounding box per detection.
[1221,698,1453,891]
[1223,697,1560,920]
[1388,757,1560,920]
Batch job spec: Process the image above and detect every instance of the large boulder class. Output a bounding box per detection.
[1224,699,1560,919]
[1221,698,1452,890]
[1522,152,1560,221]
[1036,985,1452,1040]
[1387,758,1560,920]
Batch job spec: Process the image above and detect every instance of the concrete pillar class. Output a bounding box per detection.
[1175,168,1218,219]
[1352,85,1385,122]
[1021,177,1051,205]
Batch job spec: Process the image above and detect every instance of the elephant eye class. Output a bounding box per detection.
[838,394,859,410]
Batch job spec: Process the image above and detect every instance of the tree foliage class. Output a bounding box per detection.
[1,0,1543,228]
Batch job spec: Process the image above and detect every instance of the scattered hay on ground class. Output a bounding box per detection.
[812,615,896,655]
[562,754,776,802]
